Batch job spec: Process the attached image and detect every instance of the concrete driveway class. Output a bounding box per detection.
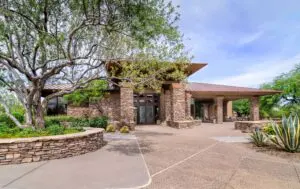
[135,123,300,189]
[0,133,150,189]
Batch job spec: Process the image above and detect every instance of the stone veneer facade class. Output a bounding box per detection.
[0,128,104,165]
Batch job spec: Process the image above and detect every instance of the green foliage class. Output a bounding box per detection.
[120,126,130,134]
[106,124,116,132]
[269,114,300,152]
[45,115,77,127]
[89,117,108,129]
[233,99,250,117]
[46,124,65,135]
[0,124,82,138]
[70,119,90,128]
[64,80,108,106]
[250,130,268,147]
[262,123,276,135]
[260,64,300,118]
[0,113,24,128]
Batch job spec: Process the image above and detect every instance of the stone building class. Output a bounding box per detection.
[43,63,280,128]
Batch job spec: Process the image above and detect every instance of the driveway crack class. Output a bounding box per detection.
[2,161,49,188]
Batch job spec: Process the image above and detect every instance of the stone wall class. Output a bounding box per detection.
[89,92,120,120]
[0,128,104,165]
[67,106,90,117]
[234,120,280,133]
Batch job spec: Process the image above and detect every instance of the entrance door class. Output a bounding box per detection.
[138,105,155,124]
[134,93,159,125]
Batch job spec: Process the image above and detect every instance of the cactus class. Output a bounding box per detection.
[269,114,300,152]
[250,129,267,147]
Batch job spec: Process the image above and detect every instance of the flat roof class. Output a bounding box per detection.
[187,82,281,98]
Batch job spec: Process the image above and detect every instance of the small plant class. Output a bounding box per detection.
[120,126,130,134]
[89,117,108,129]
[269,114,300,152]
[250,129,267,147]
[262,123,276,135]
[106,124,116,132]
[46,124,65,135]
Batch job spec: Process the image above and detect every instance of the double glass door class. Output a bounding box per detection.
[134,94,159,125]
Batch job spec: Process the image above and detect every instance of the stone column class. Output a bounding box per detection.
[164,90,171,122]
[227,101,233,118]
[215,96,224,124]
[203,104,209,121]
[250,96,260,121]
[120,85,134,124]
[185,92,192,119]
[160,88,165,122]
[171,83,186,122]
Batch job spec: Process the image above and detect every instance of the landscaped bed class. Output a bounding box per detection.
[0,127,104,165]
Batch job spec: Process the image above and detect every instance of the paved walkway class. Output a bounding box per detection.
[1,123,300,189]
[135,123,300,189]
[0,133,150,189]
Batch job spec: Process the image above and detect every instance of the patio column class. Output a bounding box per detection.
[215,96,224,124]
[185,92,192,119]
[250,96,260,121]
[120,84,134,124]
[203,104,209,121]
[171,83,186,122]
[164,89,171,122]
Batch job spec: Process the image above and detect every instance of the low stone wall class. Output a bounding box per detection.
[234,120,280,133]
[0,128,104,165]
[167,120,202,129]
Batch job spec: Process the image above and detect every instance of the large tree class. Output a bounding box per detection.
[0,0,189,128]
[260,64,300,117]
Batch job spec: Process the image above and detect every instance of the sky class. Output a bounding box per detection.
[172,0,300,87]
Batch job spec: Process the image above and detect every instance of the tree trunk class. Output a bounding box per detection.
[33,102,45,129]
[24,104,33,128]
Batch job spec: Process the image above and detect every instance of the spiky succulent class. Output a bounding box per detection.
[251,129,268,147]
[269,114,300,152]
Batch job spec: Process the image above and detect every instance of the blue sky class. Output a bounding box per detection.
[172,0,300,87]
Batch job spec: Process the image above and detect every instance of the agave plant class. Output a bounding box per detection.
[269,114,300,152]
[250,129,268,147]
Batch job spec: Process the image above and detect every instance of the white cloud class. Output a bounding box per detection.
[238,31,264,46]
[210,53,300,87]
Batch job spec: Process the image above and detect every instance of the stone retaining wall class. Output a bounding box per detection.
[0,128,104,165]
[234,120,280,133]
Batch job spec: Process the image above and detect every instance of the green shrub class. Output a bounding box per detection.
[0,113,24,128]
[70,119,90,128]
[46,124,65,135]
[269,114,300,152]
[106,124,116,132]
[45,115,77,127]
[120,126,130,134]
[89,117,108,129]
[262,123,276,135]
[250,130,267,147]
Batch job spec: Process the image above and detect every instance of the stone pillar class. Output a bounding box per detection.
[185,92,192,119]
[160,88,165,122]
[227,101,233,118]
[208,104,215,120]
[165,90,171,122]
[223,100,228,120]
[171,83,186,122]
[203,104,209,121]
[120,85,134,124]
[250,96,260,121]
[215,96,224,124]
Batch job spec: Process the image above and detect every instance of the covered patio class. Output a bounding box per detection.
[186,82,281,124]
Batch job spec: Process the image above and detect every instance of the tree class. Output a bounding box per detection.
[260,64,300,117]
[0,0,189,128]
[233,99,250,117]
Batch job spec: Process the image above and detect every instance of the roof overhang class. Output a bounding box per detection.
[186,63,207,76]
